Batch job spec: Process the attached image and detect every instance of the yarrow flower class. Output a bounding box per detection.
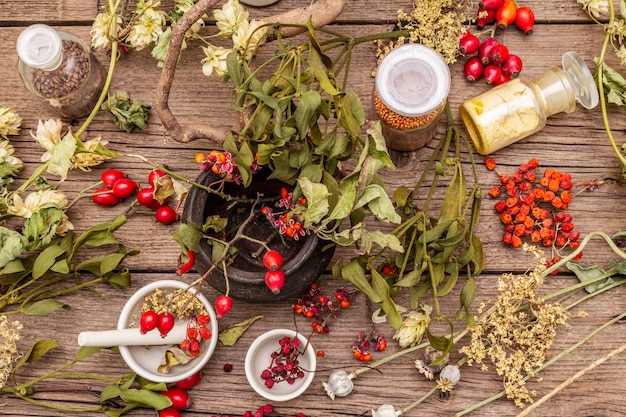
[90,7,123,50]
[392,304,431,348]
[0,106,21,138]
[0,316,22,389]
[127,0,167,51]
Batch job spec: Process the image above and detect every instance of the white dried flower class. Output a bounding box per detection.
[214,0,249,38]
[371,404,401,417]
[127,0,167,51]
[31,119,63,162]
[201,45,231,79]
[90,8,123,50]
[393,304,431,348]
[0,106,21,138]
[0,140,23,171]
[233,19,267,61]
[322,370,354,400]
[7,189,68,219]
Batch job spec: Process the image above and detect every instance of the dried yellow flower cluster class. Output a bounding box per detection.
[459,244,570,408]
[141,288,207,319]
[375,0,471,66]
[0,316,22,389]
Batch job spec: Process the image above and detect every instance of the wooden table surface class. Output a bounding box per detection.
[2,0,626,416]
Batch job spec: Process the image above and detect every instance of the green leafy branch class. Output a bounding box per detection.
[0,214,138,315]
[2,341,173,416]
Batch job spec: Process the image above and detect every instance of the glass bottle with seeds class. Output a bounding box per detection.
[459,51,599,155]
[373,43,451,152]
[16,24,105,120]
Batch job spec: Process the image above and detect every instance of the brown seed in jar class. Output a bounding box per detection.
[373,91,441,131]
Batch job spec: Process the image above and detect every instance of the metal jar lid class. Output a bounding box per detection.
[375,43,451,117]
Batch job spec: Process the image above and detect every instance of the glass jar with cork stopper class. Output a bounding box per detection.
[459,51,599,155]
[16,24,105,120]
[373,43,451,152]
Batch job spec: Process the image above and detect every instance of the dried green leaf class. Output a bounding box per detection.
[219,315,263,345]
[0,226,25,269]
[14,339,59,370]
[566,262,614,293]
[339,259,382,303]
[21,299,68,315]
[371,269,403,329]
[47,132,77,180]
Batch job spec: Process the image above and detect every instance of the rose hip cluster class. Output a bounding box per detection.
[92,168,178,225]
[461,0,535,85]
[293,283,352,334]
[262,187,306,240]
[139,309,212,356]
[486,158,583,270]
[263,250,285,294]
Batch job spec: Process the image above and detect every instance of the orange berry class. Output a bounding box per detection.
[316,350,325,357]
[195,152,205,163]
[305,310,315,318]
[485,158,497,170]
[341,300,351,309]
[211,165,220,174]
[361,353,373,362]
[217,153,226,163]
[354,350,363,360]
[511,235,523,247]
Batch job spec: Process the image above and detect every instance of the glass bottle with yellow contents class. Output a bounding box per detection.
[459,51,598,155]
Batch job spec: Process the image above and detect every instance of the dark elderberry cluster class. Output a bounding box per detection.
[261,337,305,388]
[293,283,351,334]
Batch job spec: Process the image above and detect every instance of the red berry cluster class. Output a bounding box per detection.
[139,310,211,356]
[353,331,386,363]
[263,250,285,294]
[262,187,306,240]
[261,336,306,389]
[461,1,535,85]
[92,168,179,225]
[486,158,583,270]
[158,371,202,417]
[92,168,138,207]
[139,169,178,225]
[293,283,351,334]
[462,36,523,85]
[476,0,534,33]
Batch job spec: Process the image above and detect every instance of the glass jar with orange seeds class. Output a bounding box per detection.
[373,44,450,151]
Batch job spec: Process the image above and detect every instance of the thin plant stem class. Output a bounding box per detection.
[516,339,626,417]
[454,311,626,416]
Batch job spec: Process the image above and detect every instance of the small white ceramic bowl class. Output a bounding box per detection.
[117,280,218,383]
[245,328,316,402]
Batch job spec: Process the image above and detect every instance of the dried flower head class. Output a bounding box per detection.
[71,136,112,171]
[201,45,231,79]
[0,106,21,138]
[375,0,471,67]
[0,139,23,173]
[459,244,570,407]
[127,0,167,51]
[7,189,68,219]
[90,7,123,50]
[31,119,63,162]
[0,316,22,389]
[577,0,609,18]
[141,288,208,319]
[214,0,249,38]
[393,304,431,348]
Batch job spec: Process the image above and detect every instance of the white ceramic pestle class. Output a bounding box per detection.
[77,323,187,346]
